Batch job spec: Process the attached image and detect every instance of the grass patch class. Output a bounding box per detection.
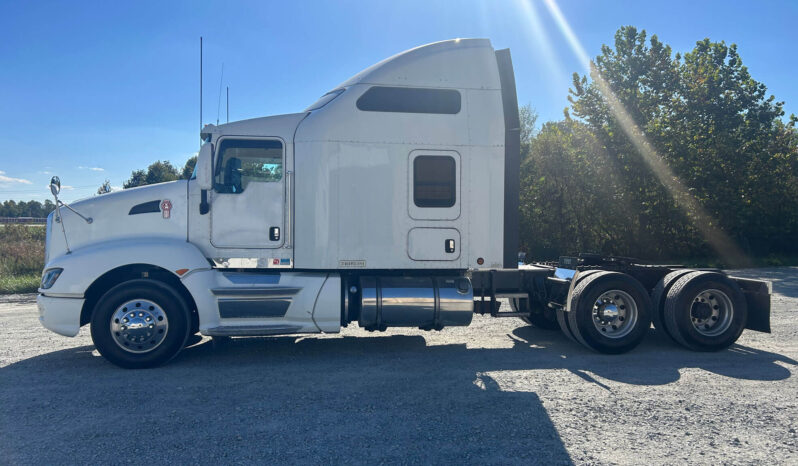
[0,273,40,294]
[0,224,45,295]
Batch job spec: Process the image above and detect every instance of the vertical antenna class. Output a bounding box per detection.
[216,63,224,125]
[226,86,229,123]
[200,36,203,146]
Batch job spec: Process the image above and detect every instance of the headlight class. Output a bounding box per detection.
[40,268,63,290]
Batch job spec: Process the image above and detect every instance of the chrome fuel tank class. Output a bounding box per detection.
[359,276,473,330]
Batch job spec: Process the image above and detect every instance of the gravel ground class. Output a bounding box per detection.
[1,267,796,465]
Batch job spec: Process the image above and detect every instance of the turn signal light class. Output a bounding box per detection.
[40,268,63,289]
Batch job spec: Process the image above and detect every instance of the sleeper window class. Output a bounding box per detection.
[414,156,456,208]
[214,139,283,193]
[357,86,461,114]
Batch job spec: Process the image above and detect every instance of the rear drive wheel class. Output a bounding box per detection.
[90,279,191,369]
[651,269,694,340]
[663,271,747,351]
[567,272,652,354]
[512,298,559,330]
[557,270,606,343]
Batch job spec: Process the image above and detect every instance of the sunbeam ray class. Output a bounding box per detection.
[512,0,567,88]
[542,0,750,266]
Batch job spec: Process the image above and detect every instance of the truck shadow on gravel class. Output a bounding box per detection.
[511,326,797,387]
[3,327,796,464]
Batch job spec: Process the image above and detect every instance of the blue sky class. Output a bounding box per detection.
[1,0,796,202]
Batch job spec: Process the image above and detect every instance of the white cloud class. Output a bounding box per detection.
[78,166,105,172]
[0,170,32,185]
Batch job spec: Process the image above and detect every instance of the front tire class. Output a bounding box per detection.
[90,279,191,369]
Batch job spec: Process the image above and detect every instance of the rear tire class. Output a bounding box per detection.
[663,271,747,351]
[512,298,559,330]
[651,269,694,340]
[558,270,605,344]
[90,279,191,369]
[567,272,652,354]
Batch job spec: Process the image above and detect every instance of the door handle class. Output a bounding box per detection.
[445,239,456,253]
[270,227,280,241]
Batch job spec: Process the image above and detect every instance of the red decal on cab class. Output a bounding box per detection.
[160,199,172,219]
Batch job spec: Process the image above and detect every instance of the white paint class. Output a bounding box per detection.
[39,38,510,340]
[408,228,461,261]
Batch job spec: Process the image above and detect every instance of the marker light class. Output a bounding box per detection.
[40,268,63,290]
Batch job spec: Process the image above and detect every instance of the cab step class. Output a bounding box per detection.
[203,325,302,337]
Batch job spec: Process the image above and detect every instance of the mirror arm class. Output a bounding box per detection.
[199,189,210,215]
[57,200,93,224]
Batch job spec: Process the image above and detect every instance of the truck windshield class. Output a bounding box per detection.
[305,89,344,111]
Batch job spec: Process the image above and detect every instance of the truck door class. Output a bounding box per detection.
[210,137,285,249]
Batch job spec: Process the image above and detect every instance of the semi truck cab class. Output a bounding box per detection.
[37,39,771,368]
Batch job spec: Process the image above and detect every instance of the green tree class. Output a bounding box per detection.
[123,169,147,188]
[97,179,112,195]
[521,26,798,263]
[182,156,197,179]
[520,119,622,258]
[0,200,54,218]
[123,160,180,188]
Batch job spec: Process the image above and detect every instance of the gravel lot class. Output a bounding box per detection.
[1,267,796,465]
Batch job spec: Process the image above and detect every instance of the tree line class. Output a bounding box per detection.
[98,157,197,193]
[519,26,798,265]
[0,158,197,218]
[3,26,796,265]
[0,199,56,218]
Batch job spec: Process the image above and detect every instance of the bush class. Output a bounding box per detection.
[0,225,45,293]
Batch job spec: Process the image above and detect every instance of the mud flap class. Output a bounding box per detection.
[731,277,771,333]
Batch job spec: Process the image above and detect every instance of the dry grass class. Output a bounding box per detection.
[0,224,45,294]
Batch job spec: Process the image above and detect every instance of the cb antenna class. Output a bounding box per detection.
[227,86,229,123]
[199,36,203,147]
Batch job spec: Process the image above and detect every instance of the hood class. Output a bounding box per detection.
[46,180,188,262]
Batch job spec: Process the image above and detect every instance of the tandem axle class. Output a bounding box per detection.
[468,255,771,353]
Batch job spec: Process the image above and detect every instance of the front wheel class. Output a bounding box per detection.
[90,279,191,369]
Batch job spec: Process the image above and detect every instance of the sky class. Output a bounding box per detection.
[1,0,796,203]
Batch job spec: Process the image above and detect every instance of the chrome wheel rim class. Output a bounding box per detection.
[110,299,169,353]
[592,289,638,338]
[690,289,733,337]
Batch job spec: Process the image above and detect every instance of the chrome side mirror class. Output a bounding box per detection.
[49,176,61,196]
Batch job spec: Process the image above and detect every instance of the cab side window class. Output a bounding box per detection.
[214,139,283,193]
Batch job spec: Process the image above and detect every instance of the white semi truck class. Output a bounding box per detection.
[37,39,771,368]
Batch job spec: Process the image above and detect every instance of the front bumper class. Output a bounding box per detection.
[37,294,84,337]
